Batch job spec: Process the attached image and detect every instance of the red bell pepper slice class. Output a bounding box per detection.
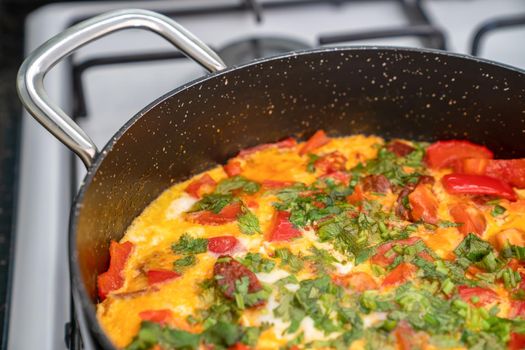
[458,286,498,306]
[189,201,242,225]
[509,332,525,350]
[370,237,421,267]
[425,140,493,169]
[382,262,417,286]
[299,130,330,155]
[224,159,242,177]
[408,184,439,224]
[146,269,181,285]
[455,158,525,189]
[442,174,517,201]
[208,236,239,253]
[228,344,251,350]
[185,174,217,198]
[449,203,486,236]
[139,309,173,325]
[97,241,134,300]
[268,210,302,241]
[238,137,297,157]
[332,272,378,292]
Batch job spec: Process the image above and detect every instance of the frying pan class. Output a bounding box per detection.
[17,9,525,349]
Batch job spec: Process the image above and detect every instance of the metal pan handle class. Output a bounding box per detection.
[17,9,227,168]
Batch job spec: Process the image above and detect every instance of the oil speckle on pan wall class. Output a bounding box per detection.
[70,49,525,344]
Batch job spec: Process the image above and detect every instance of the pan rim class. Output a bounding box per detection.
[68,45,525,349]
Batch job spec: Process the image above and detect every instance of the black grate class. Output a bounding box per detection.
[471,13,525,56]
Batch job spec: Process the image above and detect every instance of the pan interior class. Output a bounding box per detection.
[70,47,525,348]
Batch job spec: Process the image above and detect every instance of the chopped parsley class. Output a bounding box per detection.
[215,176,260,195]
[174,255,197,273]
[237,208,261,235]
[491,204,507,217]
[274,248,304,273]
[239,253,275,273]
[190,193,235,213]
[172,233,208,255]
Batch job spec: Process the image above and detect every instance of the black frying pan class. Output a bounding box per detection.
[17,9,525,349]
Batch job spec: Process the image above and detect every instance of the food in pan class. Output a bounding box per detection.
[96,131,525,350]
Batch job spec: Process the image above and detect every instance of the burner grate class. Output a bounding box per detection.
[471,13,525,56]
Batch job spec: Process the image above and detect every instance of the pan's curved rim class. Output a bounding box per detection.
[68,45,525,349]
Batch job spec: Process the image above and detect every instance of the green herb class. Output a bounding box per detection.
[491,204,507,217]
[305,246,338,273]
[501,244,525,261]
[237,208,261,235]
[190,193,234,213]
[239,253,275,273]
[275,248,304,273]
[216,176,260,195]
[454,233,494,264]
[172,233,208,255]
[438,220,460,228]
[125,321,201,350]
[306,154,320,173]
[231,277,270,309]
[174,255,197,273]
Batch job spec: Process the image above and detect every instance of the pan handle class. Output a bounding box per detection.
[17,9,227,168]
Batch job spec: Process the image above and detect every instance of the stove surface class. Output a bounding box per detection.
[11,1,525,349]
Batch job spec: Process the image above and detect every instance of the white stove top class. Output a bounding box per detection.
[11,1,525,349]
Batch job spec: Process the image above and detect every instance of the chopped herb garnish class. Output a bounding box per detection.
[172,233,208,255]
[237,208,261,235]
[216,176,260,195]
[491,204,507,217]
[174,255,197,273]
[239,253,275,273]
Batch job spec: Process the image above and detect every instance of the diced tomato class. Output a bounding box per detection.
[189,201,242,225]
[97,241,134,300]
[370,237,421,267]
[185,174,217,198]
[267,211,302,241]
[425,140,493,169]
[320,171,350,186]
[449,203,486,236]
[224,159,242,177]
[510,300,525,319]
[442,174,517,201]
[395,321,415,350]
[238,137,297,157]
[208,236,239,253]
[147,269,181,285]
[455,158,525,189]
[332,272,378,292]
[299,130,330,156]
[458,286,498,306]
[408,184,439,224]
[382,263,417,287]
[509,332,525,350]
[246,200,259,209]
[139,309,173,325]
[261,180,296,189]
[346,185,364,204]
[313,151,347,174]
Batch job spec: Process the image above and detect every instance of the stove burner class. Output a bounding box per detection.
[218,37,310,66]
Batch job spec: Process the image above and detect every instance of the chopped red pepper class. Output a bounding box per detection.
[313,151,347,174]
[425,140,493,169]
[442,174,517,201]
[458,286,498,306]
[510,300,525,319]
[208,236,239,253]
[267,210,302,241]
[509,332,525,350]
[299,130,330,155]
[370,237,421,267]
[147,269,181,285]
[139,309,173,325]
[455,158,525,188]
[224,159,242,177]
[408,184,439,224]
[332,272,378,291]
[449,203,486,236]
[238,137,296,157]
[228,344,251,350]
[189,201,242,225]
[184,174,217,198]
[346,185,364,204]
[382,263,417,286]
[97,241,134,300]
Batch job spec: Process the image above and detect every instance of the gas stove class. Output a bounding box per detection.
[10,0,525,349]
